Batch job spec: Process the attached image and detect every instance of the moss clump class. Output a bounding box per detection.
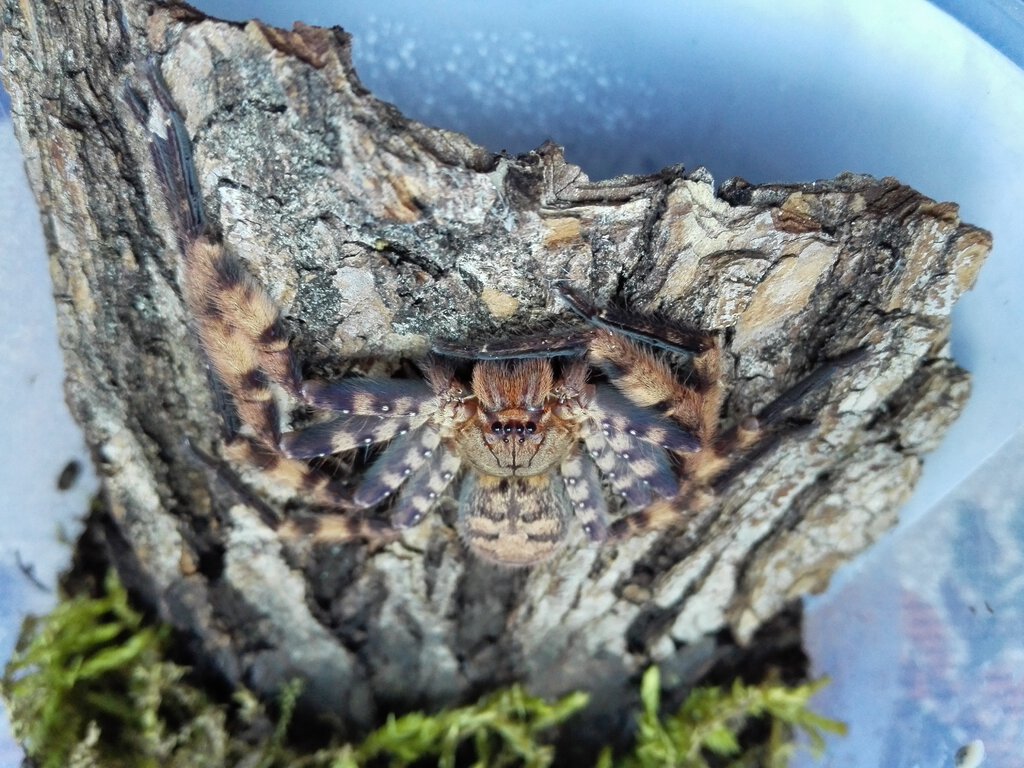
[598,666,847,768]
[331,685,590,768]
[2,573,844,767]
[0,572,587,767]
[1,571,230,768]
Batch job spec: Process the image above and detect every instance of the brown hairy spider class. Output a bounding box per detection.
[275,296,726,566]
[130,69,853,567]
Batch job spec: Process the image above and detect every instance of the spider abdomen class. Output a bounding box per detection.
[457,474,570,567]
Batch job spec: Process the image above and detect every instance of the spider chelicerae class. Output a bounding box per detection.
[131,68,852,567]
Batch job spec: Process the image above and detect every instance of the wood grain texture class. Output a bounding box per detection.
[1,0,989,748]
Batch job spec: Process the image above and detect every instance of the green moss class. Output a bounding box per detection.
[1,572,231,768]
[326,684,589,768]
[2,573,844,767]
[597,666,847,768]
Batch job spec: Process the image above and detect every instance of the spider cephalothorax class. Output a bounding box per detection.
[132,67,854,567]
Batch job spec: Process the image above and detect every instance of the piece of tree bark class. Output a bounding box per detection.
[1,0,990,752]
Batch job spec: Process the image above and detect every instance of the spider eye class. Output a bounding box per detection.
[525,421,536,434]
[491,421,503,433]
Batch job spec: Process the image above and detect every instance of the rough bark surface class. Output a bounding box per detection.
[2,0,990,751]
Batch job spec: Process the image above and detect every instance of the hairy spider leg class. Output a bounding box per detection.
[132,67,301,443]
[131,66,371,512]
[557,284,716,357]
[559,288,733,486]
[183,437,390,548]
[276,439,463,541]
[271,360,473,539]
[125,63,206,238]
[605,489,707,541]
[302,378,435,416]
[605,348,868,540]
[278,513,398,547]
[350,427,443,507]
[588,384,702,453]
[222,437,359,510]
[390,447,463,528]
[556,286,788,541]
[286,372,463,509]
[185,244,302,444]
[586,325,731,486]
[580,422,676,509]
[559,451,610,541]
[281,412,429,457]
